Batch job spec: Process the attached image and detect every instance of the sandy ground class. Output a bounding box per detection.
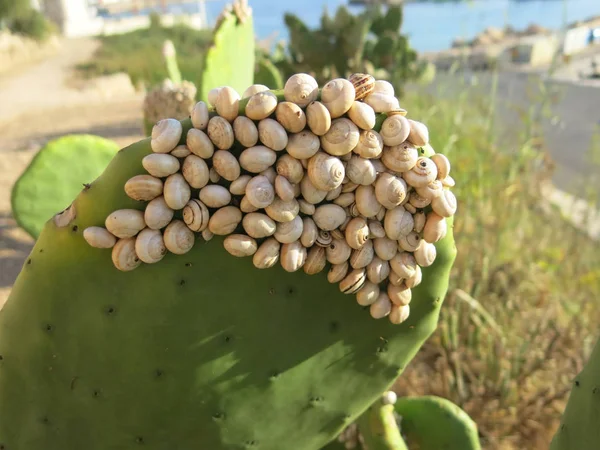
[0,37,146,307]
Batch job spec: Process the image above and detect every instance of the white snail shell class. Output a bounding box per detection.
[124,175,163,202]
[111,237,141,271]
[233,115,259,148]
[187,128,215,159]
[245,175,275,209]
[243,212,277,239]
[207,116,235,150]
[83,226,116,249]
[135,228,167,264]
[163,220,195,255]
[183,199,210,232]
[191,101,209,129]
[163,173,191,210]
[280,240,308,272]
[144,196,174,230]
[283,73,319,107]
[223,234,258,257]
[208,206,243,235]
[142,153,180,178]
[212,150,241,182]
[321,78,355,118]
[151,118,182,154]
[253,237,281,269]
[181,155,210,189]
[321,118,360,156]
[105,209,146,239]
[306,101,332,136]
[308,152,345,191]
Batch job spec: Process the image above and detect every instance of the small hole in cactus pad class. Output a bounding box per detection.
[0,443,5,449]
[72,225,78,232]
[269,371,280,380]
[287,287,295,295]
[244,440,257,447]
[329,321,339,332]
[185,262,192,267]
[575,380,580,387]
[45,324,53,332]
[0,355,3,361]
[40,416,49,425]
[105,306,116,315]
[180,279,186,286]
[212,412,225,420]
[27,258,31,265]
[92,390,101,398]
[224,335,232,343]
[39,249,43,253]
[155,369,163,378]
[268,288,275,295]
[135,436,144,444]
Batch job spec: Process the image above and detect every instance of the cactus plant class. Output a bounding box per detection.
[0,75,457,449]
[550,335,600,450]
[142,78,197,136]
[10,134,119,239]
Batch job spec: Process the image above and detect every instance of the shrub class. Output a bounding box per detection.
[9,8,55,42]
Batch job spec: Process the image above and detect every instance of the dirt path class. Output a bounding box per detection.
[0,37,146,307]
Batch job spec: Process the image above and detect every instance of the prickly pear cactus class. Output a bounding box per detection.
[199,0,256,103]
[10,134,119,239]
[142,79,197,136]
[550,336,600,450]
[0,72,457,450]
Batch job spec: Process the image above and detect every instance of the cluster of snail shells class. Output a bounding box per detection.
[83,71,457,326]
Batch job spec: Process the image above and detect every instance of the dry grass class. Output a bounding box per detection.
[392,75,600,449]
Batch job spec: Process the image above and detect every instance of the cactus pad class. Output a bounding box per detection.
[10,134,119,239]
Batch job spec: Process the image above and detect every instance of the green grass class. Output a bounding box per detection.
[76,22,212,89]
[393,74,600,449]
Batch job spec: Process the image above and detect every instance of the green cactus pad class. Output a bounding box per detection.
[10,134,119,239]
[199,6,256,102]
[254,56,284,90]
[357,397,408,450]
[0,119,456,449]
[394,396,481,450]
[550,336,600,450]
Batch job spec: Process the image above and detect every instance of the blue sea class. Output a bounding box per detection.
[102,0,600,52]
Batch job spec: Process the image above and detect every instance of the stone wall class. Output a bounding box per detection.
[0,31,61,76]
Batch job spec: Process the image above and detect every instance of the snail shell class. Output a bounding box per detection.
[300,217,318,247]
[388,283,412,306]
[276,101,306,133]
[430,153,451,180]
[389,304,410,324]
[274,175,296,202]
[187,128,215,159]
[253,237,281,269]
[207,116,235,150]
[298,199,316,216]
[191,101,209,130]
[382,143,419,173]
[356,281,380,306]
[142,153,180,178]
[389,270,407,287]
[374,237,398,261]
[230,175,252,196]
[390,251,417,280]
[105,209,146,239]
[416,179,443,200]
[404,203,417,214]
[208,206,242,235]
[124,175,163,202]
[308,152,345,191]
[111,237,141,271]
[286,130,321,160]
[321,78,355,118]
[215,86,240,122]
[384,206,414,240]
[223,234,258,257]
[208,87,222,107]
[144,196,174,230]
[83,226,116,249]
[171,145,191,158]
[403,157,438,188]
[345,217,369,250]
[321,118,360,156]
[242,212,277,238]
[233,116,259,148]
[326,238,352,265]
[280,240,308,272]
[240,196,259,213]
[364,92,400,113]
[353,130,383,159]
[398,232,421,252]
[202,229,214,242]
[355,185,381,218]
[306,101,332,136]
[313,204,347,231]
[163,220,195,255]
[431,190,457,218]
[276,154,304,184]
[346,156,376,186]
[331,228,345,240]
[372,80,394,96]
[209,167,221,184]
[405,264,422,289]
[135,228,167,264]
[316,230,333,247]
[245,175,275,209]
[380,114,411,147]
[245,90,278,120]
[369,292,392,319]
[239,146,277,173]
[300,174,328,204]
[163,173,191,210]
[260,167,277,184]
[183,199,210,232]
[339,269,367,294]
[347,101,376,131]
[304,246,327,275]
[413,211,426,233]
[274,215,304,244]
[348,73,375,101]
[375,172,408,209]
[368,220,386,239]
[334,192,355,207]
[199,183,231,208]
[409,191,432,208]
[181,155,209,189]
[258,118,288,151]
[242,84,269,99]
[441,175,456,188]
[327,262,349,284]
[407,119,429,147]
[151,118,182,154]
[414,240,436,267]
[349,239,374,269]
[212,150,241,182]
[367,256,390,284]
[265,197,299,223]
[283,73,319,107]
[371,159,386,173]
[423,212,447,243]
